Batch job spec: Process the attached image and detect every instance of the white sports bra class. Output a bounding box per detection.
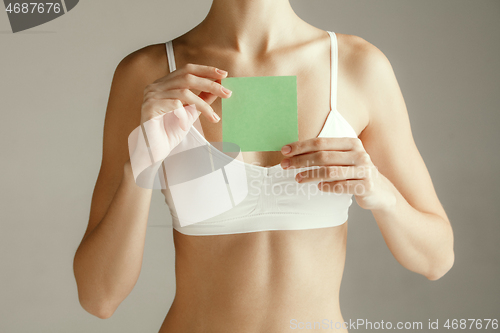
[161,31,358,236]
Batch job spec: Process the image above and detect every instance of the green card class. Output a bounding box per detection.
[221,76,299,152]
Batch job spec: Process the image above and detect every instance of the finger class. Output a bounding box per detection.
[177,73,232,100]
[197,78,222,105]
[281,137,363,157]
[149,88,219,123]
[141,97,184,123]
[281,150,356,169]
[167,63,232,99]
[296,166,366,183]
[318,179,366,194]
[141,96,201,129]
[197,91,219,106]
[171,104,201,132]
[175,63,229,81]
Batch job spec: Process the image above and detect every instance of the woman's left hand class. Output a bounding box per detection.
[280,137,397,211]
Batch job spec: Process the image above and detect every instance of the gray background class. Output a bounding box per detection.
[1,0,499,332]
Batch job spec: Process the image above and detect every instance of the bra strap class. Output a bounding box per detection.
[165,40,176,73]
[326,31,338,111]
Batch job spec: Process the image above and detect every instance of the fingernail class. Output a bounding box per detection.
[221,86,232,96]
[216,68,228,76]
[212,112,220,122]
[281,145,291,154]
[296,173,302,182]
[281,159,290,169]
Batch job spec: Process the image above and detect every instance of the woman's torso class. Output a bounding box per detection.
[148,25,368,332]
[164,227,348,332]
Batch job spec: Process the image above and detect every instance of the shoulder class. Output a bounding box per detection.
[112,43,169,87]
[336,33,396,92]
[336,33,387,62]
[104,43,170,135]
[336,33,403,124]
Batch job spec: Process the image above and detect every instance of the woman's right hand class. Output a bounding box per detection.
[128,63,232,188]
[141,63,232,126]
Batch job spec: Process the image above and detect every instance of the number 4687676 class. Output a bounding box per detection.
[5,2,62,14]
[443,319,498,330]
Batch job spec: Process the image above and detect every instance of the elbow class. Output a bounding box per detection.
[425,250,455,281]
[79,297,116,319]
[425,217,455,281]
[77,291,117,319]
[74,261,117,319]
[93,306,115,320]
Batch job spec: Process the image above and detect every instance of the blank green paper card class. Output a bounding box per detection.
[221,76,299,152]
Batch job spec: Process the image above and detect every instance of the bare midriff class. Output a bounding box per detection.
[158,222,348,333]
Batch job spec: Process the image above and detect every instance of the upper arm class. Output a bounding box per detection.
[80,44,168,243]
[354,37,449,222]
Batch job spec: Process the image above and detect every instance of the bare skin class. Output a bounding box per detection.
[158,27,360,333]
[73,0,454,331]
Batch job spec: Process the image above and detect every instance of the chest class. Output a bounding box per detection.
[173,42,365,166]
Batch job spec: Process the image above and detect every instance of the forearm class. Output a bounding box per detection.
[73,160,153,317]
[371,175,454,280]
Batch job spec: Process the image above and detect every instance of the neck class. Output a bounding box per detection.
[190,0,310,55]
